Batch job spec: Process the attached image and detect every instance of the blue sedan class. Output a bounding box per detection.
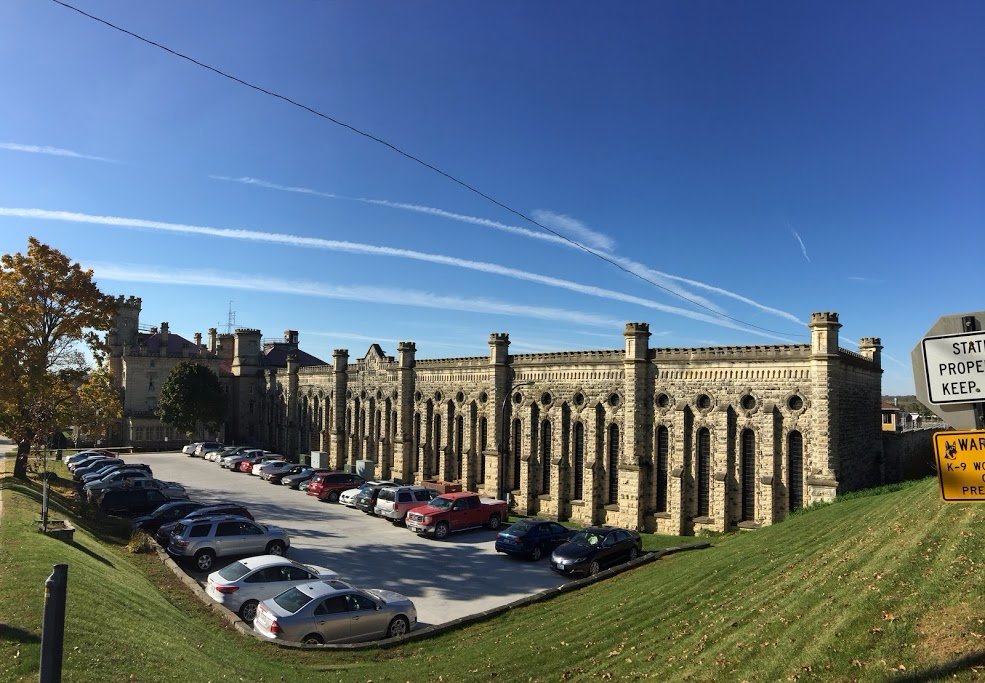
[495,520,574,561]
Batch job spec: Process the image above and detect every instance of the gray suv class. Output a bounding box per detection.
[166,515,291,572]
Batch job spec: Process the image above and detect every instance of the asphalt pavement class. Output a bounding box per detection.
[121,452,570,627]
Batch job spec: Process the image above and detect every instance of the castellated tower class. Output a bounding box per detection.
[232,328,262,377]
[106,295,141,383]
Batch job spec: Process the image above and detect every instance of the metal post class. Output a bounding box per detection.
[40,564,68,683]
[962,316,985,429]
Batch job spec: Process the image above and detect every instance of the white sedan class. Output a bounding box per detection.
[338,486,363,508]
[205,555,339,622]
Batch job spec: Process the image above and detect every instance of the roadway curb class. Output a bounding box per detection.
[154,538,710,650]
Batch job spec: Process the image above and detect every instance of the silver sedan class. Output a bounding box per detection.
[205,555,338,622]
[253,580,416,644]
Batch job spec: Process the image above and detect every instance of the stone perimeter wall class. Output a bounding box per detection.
[247,312,885,535]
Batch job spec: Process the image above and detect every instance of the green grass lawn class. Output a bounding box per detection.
[3,468,985,682]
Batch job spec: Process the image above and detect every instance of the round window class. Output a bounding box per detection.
[346,390,352,400]
[541,392,552,405]
[433,391,442,402]
[513,392,523,405]
[573,392,585,406]
[696,394,711,410]
[788,395,804,411]
[360,390,367,400]
[656,393,670,409]
[456,391,465,403]
[740,394,756,411]
[479,391,488,403]
[376,390,383,400]
[608,393,620,407]
[414,391,422,402]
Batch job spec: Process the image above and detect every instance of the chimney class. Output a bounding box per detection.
[208,327,217,353]
[160,322,169,356]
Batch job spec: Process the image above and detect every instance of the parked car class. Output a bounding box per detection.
[495,520,574,561]
[153,503,255,546]
[263,464,307,485]
[253,580,416,644]
[354,481,399,514]
[166,515,291,572]
[193,441,224,458]
[282,467,321,490]
[91,478,188,505]
[72,457,123,478]
[83,469,152,500]
[183,442,203,456]
[205,555,339,622]
[309,471,365,503]
[79,463,151,486]
[131,500,206,534]
[243,455,286,475]
[208,445,250,462]
[99,488,173,517]
[550,526,643,577]
[338,485,364,508]
[405,491,507,539]
[252,459,288,477]
[221,449,267,470]
[65,450,111,467]
[374,485,438,523]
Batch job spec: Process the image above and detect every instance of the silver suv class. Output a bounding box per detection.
[374,485,437,523]
[166,515,291,572]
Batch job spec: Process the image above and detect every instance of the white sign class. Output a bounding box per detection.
[922,330,985,404]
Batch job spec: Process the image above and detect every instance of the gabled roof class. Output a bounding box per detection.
[262,346,328,368]
[138,331,198,355]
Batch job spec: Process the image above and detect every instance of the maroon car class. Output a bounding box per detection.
[308,471,365,503]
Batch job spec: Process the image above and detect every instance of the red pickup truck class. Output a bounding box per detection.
[405,491,508,539]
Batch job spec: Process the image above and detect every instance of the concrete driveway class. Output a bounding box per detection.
[123,452,571,627]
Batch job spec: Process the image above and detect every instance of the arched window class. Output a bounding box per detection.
[455,415,464,481]
[741,429,756,522]
[478,417,487,484]
[655,426,669,513]
[413,412,421,472]
[788,431,804,512]
[573,422,584,500]
[541,420,551,495]
[607,424,619,505]
[512,418,522,491]
[697,428,711,517]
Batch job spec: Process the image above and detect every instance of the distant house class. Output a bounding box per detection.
[881,402,905,432]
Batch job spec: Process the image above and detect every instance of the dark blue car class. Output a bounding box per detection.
[495,519,574,561]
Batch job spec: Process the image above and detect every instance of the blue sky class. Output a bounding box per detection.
[1,1,982,395]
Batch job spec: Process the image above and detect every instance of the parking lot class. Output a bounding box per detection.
[123,452,570,627]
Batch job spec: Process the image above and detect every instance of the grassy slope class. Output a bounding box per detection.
[3,471,984,682]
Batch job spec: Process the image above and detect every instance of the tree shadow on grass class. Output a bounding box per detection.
[3,478,130,546]
[893,651,985,682]
[0,623,41,644]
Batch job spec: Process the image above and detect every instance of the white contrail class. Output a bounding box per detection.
[210,174,806,323]
[532,209,614,252]
[0,142,118,164]
[0,206,797,341]
[88,262,626,328]
[791,228,810,262]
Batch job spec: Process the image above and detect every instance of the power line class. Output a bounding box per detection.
[49,0,805,339]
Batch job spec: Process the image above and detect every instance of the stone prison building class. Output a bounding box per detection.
[107,297,884,535]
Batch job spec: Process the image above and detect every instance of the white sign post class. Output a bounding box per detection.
[912,311,985,430]
[922,331,985,404]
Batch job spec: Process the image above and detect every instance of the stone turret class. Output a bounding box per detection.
[231,328,261,376]
[394,342,417,482]
[858,337,883,368]
[207,328,217,353]
[809,312,841,357]
[332,349,349,469]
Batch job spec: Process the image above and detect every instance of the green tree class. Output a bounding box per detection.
[0,238,118,478]
[72,366,124,446]
[156,361,226,437]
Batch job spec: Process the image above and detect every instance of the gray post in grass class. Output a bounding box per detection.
[39,564,68,682]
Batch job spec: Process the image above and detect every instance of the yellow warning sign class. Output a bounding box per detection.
[934,430,985,502]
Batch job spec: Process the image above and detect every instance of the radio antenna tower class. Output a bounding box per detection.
[225,300,236,334]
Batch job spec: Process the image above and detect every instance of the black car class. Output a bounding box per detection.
[130,500,207,534]
[496,519,574,561]
[264,464,306,485]
[550,526,642,577]
[99,488,172,518]
[73,458,124,481]
[153,503,255,546]
[354,481,399,514]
